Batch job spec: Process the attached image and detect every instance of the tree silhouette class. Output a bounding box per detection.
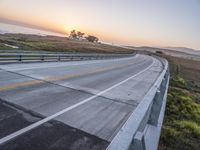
[85,35,99,42]
[77,31,85,40]
[69,30,99,42]
[69,30,77,39]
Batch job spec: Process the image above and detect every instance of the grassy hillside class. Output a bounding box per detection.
[159,55,200,150]
[0,33,134,54]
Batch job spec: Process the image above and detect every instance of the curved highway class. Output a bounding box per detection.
[0,54,164,150]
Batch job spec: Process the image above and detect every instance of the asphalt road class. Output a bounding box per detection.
[0,54,163,150]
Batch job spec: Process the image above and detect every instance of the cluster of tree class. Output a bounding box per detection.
[69,30,99,43]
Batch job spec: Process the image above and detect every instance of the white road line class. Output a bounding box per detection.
[0,57,155,145]
[0,55,138,71]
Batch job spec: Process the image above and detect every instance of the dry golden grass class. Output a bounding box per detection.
[0,34,135,54]
[163,55,200,82]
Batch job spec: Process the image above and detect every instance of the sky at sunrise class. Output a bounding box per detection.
[0,0,200,49]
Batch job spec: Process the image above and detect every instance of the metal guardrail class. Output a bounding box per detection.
[0,53,134,64]
[107,57,169,150]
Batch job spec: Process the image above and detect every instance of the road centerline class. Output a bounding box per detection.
[0,57,147,92]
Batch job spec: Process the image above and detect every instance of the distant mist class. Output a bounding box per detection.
[0,17,64,35]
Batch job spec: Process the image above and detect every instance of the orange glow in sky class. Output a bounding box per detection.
[0,0,200,49]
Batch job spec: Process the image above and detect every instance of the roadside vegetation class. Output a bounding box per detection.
[0,33,134,54]
[159,55,200,150]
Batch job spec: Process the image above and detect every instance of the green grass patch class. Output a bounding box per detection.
[165,86,200,123]
[159,77,200,150]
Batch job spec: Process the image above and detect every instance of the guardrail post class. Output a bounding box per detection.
[41,55,44,61]
[19,55,22,61]
[148,75,167,126]
[58,56,61,61]
[148,90,160,126]
[131,132,146,150]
